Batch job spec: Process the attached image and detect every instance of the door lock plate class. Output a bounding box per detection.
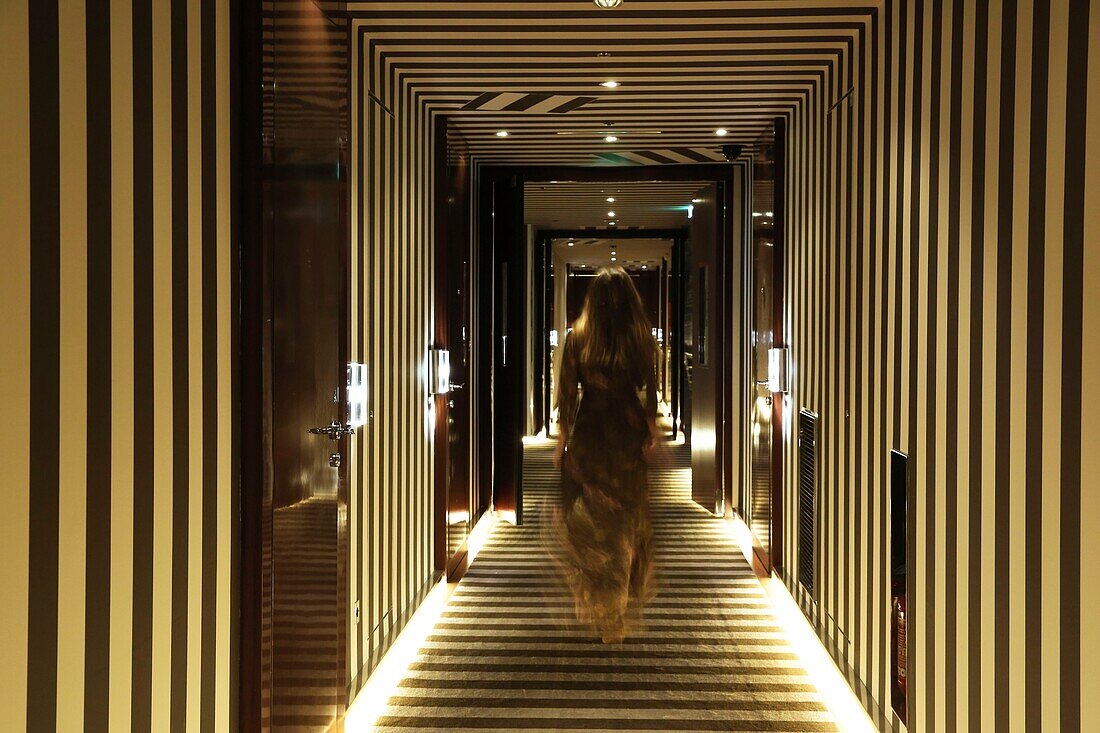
[329,453,341,468]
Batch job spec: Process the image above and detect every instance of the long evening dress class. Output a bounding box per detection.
[554,330,658,641]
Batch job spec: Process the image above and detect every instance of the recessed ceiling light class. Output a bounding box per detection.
[604,135,618,143]
[600,80,620,88]
[568,241,575,247]
[496,130,509,137]
[606,196,615,203]
[611,250,617,255]
[611,256,617,262]
[594,0,623,7]
[607,211,616,217]
[715,128,729,136]
[608,221,617,226]
[642,264,647,269]
[692,198,702,203]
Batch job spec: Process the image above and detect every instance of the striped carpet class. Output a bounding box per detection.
[375,441,836,732]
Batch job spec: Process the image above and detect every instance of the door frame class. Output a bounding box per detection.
[475,163,745,526]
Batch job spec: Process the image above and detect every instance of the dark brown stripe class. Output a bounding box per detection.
[501,92,553,111]
[547,95,598,114]
[84,0,112,730]
[26,0,60,729]
[170,0,190,728]
[200,0,219,729]
[906,1,922,727]
[462,91,498,110]
[376,715,836,732]
[1024,1,1050,728]
[131,0,155,728]
[967,3,989,731]
[994,2,1017,729]
[1060,1,1089,729]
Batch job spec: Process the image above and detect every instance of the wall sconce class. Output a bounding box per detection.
[347,362,368,426]
[768,347,790,393]
[428,348,451,395]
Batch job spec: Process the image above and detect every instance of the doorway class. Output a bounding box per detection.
[747,119,786,573]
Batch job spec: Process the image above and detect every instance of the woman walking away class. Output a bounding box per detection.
[553,266,659,644]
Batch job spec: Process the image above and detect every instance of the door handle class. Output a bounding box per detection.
[308,420,355,440]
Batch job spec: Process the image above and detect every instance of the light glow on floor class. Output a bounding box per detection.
[343,509,498,731]
[726,515,876,733]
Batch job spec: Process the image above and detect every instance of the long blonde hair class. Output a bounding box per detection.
[571,266,656,382]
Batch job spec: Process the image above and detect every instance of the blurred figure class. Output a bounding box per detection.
[553,266,659,643]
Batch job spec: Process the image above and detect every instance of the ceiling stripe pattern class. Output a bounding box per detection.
[346,0,872,167]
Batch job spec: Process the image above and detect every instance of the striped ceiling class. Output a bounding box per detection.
[525,181,707,228]
[346,0,859,166]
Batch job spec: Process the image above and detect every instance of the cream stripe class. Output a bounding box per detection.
[109,0,136,730]
[56,1,89,728]
[0,0,31,728]
[214,0,232,727]
[1007,2,1034,726]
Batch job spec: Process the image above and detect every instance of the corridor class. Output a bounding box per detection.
[371,442,836,732]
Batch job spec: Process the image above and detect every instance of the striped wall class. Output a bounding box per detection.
[347,16,439,694]
[0,1,237,732]
[777,1,1100,730]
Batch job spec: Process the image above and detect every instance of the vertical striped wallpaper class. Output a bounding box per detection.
[777,1,1100,731]
[0,1,236,732]
[348,18,438,694]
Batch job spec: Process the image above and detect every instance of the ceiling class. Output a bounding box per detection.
[525,181,709,229]
[346,0,858,167]
[552,238,672,271]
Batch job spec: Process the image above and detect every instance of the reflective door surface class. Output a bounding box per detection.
[749,123,780,572]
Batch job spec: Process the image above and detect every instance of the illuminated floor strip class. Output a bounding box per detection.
[348,442,870,732]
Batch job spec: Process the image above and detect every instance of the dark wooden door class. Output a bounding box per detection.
[265,168,349,732]
[688,184,722,514]
[435,118,476,578]
[481,173,526,523]
[748,119,784,574]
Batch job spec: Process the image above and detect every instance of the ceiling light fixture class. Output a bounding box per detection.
[568,241,575,247]
[594,0,623,8]
[495,130,509,137]
[715,128,729,136]
[600,80,620,88]
[608,221,617,226]
[604,135,619,143]
[606,196,615,203]
[610,250,617,255]
[642,264,647,269]
[691,198,702,203]
[607,211,616,217]
[611,256,618,262]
